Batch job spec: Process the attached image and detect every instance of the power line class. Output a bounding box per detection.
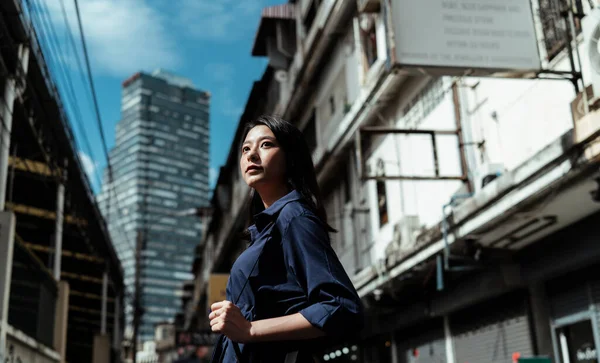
[71,0,116,234]
[32,0,102,186]
[57,0,96,123]
[71,0,112,179]
[22,0,139,300]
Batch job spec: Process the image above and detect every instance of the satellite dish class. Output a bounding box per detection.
[275,70,288,82]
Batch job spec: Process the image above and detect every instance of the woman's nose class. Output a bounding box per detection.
[247,149,258,162]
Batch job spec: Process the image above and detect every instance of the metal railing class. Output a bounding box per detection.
[8,236,57,348]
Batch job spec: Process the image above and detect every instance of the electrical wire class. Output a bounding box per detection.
[71,0,111,176]
[13,0,139,304]
[31,0,101,186]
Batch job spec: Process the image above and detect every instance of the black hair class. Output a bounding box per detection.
[241,115,335,232]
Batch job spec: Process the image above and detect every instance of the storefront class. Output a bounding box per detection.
[394,319,446,363]
[547,269,600,363]
[450,291,535,363]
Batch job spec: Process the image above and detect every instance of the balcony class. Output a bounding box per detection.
[8,235,57,348]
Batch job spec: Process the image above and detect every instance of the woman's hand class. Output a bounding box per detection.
[209,300,253,343]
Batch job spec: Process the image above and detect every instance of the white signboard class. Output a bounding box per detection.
[391,0,541,72]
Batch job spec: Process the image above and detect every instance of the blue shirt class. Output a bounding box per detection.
[210,190,364,362]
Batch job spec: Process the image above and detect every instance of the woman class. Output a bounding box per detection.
[209,116,364,362]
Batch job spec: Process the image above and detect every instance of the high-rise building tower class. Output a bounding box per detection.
[97,69,210,343]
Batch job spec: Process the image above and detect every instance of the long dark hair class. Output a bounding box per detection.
[242,115,335,232]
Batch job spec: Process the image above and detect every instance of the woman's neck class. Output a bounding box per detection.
[258,183,291,209]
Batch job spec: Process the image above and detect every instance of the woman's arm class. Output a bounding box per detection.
[209,300,324,343]
[209,213,364,343]
[250,312,326,342]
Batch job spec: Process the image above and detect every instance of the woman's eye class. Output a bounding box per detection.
[261,142,273,148]
[242,146,250,153]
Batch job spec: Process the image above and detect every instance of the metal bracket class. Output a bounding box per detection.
[356,126,469,181]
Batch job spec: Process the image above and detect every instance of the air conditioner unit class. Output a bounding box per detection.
[357,0,380,13]
[385,215,420,265]
[473,162,505,194]
[573,108,600,162]
[582,7,600,98]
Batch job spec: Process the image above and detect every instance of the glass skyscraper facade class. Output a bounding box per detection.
[97,69,210,342]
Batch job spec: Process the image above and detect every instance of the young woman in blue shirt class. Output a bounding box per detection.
[209,116,364,362]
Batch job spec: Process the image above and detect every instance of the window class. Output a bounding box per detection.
[375,159,388,226]
[555,320,598,363]
[359,14,378,69]
[343,166,352,203]
[402,78,445,129]
[539,0,583,61]
[329,96,336,115]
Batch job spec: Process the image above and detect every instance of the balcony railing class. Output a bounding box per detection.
[8,235,58,348]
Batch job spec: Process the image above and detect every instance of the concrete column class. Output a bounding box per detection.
[0,45,29,211]
[0,211,16,362]
[53,281,70,362]
[390,333,399,363]
[101,271,108,334]
[53,174,65,281]
[444,315,456,363]
[529,283,555,360]
[93,334,111,363]
[113,294,121,352]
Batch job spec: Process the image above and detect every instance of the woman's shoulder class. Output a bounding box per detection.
[275,199,317,229]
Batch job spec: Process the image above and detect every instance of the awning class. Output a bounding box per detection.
[252,3,296,56]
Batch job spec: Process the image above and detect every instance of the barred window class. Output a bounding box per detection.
[402,78,445,129]
[539,0,583,61]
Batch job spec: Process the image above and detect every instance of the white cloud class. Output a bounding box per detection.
[177,0,264,40]
[218,87,244,118]
[46,0,180,76]
[78,151,98,180]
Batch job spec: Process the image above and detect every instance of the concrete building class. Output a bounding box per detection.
[0,1,125,362]
[188,0,600,362]
[97,70,211,344]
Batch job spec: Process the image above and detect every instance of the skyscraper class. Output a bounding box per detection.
[97,69,210,343]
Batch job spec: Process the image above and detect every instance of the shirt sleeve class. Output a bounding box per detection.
[281,213,364,337]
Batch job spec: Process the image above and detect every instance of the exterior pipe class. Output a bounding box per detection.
[441,193,474,270]
[438,193,475,291]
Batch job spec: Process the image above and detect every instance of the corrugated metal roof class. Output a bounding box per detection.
[252,3,296,57]
[261,3,295,19]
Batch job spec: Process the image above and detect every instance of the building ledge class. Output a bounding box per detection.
[356,125,600,297]
[252,3,295,57]
[6,324,61,362]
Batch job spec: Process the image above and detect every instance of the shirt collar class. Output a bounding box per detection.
[254,189,302,232]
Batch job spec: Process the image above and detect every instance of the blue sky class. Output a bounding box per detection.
[39,0,282,192]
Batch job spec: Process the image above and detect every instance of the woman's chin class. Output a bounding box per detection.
[245,176,265,189]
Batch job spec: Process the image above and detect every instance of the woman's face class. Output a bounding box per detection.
[240,125,287,190]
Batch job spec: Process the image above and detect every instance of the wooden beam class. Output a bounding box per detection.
[61,271,104,285]
[69,305,114,318]
[8,156,61,178]
[14,234,55,281]
[5,202,87,225]
[70,289,114,303]
[22,242,104,263]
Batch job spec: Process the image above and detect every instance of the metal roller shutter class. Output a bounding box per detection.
[451,292,534,363]
[395,319,446,363]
